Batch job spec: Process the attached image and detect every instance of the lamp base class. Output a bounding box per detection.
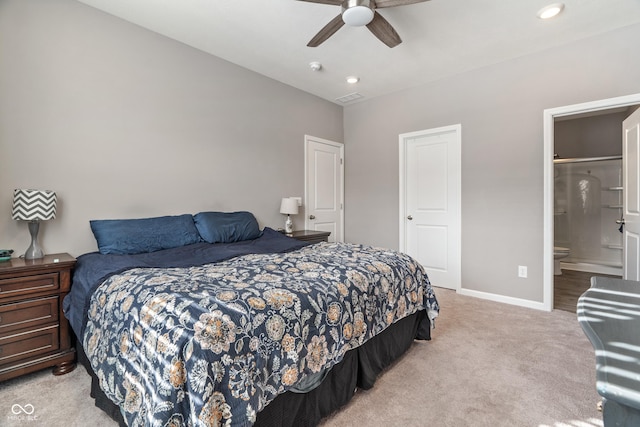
[24,220,44,260]
[284,215,293,234]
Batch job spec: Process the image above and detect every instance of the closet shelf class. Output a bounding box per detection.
[554,155,622,164]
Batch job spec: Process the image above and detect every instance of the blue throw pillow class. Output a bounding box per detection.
[90,214,201,255]
[193,211,261,244]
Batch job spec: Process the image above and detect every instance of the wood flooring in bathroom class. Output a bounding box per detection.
[554,269,622,312]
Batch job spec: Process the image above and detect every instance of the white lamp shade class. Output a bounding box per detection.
[342,5,374,26]
[280,198,299,215]
[11,189,57,221]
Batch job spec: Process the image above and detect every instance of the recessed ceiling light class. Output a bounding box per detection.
[346,76,360,84]
[537,3,564,19]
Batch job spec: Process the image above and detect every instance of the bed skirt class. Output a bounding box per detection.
[77,309,430,427]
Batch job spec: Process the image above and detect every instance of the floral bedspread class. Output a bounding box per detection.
[83,242,439,427]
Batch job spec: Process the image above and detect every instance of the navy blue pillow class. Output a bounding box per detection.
[193,211,261,244]
[90,214,201,255]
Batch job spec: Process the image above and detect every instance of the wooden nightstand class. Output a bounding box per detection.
[0,253,77,382]
[288,230,331,244]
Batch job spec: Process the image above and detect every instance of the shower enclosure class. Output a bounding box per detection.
[554,156,623,275]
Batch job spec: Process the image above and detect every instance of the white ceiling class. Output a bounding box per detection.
[76,0,640,105]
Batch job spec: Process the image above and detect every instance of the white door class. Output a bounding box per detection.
[399,125,461,290]
[305,135,344,242]
[623,108,640,280]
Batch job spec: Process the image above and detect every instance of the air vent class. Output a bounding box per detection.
[335,92,364,104]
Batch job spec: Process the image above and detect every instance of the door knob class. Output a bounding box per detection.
[616,219,625,225]
[407,215,413,220]
[309,215,316,220]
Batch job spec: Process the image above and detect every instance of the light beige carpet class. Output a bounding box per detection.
[0,289,603,427]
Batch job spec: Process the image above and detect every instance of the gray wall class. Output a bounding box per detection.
[343,23,640,303]
[2,1,639,307]
[555,112,627,159]
[0,0,343,256]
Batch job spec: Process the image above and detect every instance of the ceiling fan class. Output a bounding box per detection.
[299,0,429,48]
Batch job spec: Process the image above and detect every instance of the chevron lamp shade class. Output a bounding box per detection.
[11,189,57,221]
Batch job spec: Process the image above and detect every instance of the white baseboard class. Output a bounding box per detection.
[457,287,548,311]
[560,261,622,276]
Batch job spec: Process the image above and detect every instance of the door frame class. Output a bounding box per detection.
[399,124,461,291]
[543,93,640,311]
[304,135,344,242]
[623,109,640,281]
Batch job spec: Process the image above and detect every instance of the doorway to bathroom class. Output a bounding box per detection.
[543,94,640,312]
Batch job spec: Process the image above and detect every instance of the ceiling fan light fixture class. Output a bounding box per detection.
[537,3,564,19]
[342,0,374,27]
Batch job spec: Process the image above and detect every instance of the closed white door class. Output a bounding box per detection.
[399,125,461,290]
[305,135,344,242]
[623,108,640,280]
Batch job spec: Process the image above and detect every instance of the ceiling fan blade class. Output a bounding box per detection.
[297,0,342,5]
[366,11,402,47]
[307,14,345,47]
[374,0,429,8]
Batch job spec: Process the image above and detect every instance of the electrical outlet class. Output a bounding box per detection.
[518,265,528,278]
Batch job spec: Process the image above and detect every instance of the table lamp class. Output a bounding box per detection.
[280,197,299,234]
[11,189,57,259]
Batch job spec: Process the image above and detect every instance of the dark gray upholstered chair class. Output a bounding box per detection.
[578,276,640,427]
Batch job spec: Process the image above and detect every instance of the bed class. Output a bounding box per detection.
[63,212,439,427]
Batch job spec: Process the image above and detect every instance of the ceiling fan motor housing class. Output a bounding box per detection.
[341,0,374,26]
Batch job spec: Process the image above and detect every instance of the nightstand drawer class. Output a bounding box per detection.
[0,296,58,334]
[0,273,59,300]
[0,325,59,366]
